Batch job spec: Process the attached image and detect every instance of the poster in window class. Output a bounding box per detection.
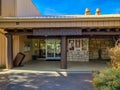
[68,40,74,50]
[24,42,31,52]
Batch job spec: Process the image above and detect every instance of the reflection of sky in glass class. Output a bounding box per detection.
[32,0,120,15]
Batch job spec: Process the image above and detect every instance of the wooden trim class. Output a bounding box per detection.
[8,32,33,35]
[61,36,67,69]
[33,28,82,36]
[0,20,120,29]
[5,28,120,36]
[82,32,120,35]
[0,15,120,22]
[5,29,33,35]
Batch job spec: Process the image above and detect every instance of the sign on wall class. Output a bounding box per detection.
[33,28,82,36]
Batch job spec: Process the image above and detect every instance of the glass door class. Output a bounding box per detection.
[46,39,61,59]
[55,40,61,58]
[46,40,55,59]
[39,39,46,58]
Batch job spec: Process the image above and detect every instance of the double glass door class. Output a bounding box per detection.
[46,39,61,59]
[32,38,61,60]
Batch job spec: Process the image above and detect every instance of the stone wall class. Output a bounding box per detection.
[67,38,89,62]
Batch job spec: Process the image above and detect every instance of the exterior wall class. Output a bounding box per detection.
[31,39,40,56]
[19,36,32,63]
[13,35,32,64]
[0,0,1,16]
[1,0,40,17]
[13,35,20,59]
[16,0,40,17]
[0,29,7,65]
[1,0,16,17]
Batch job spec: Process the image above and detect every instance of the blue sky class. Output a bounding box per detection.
[32,0,120,15]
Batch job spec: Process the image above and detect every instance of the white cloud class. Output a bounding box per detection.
[43,8,63,15]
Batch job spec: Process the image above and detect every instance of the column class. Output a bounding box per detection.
[61,36,67,69]
[6,34,13,69]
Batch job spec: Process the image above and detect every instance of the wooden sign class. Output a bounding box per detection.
[13,52,25,67]
[33,28,82,36]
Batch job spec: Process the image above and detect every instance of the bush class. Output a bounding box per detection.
[93,40,120,90]
[109,42,120,69]
[0,64,6,69]
[93,69,120,90]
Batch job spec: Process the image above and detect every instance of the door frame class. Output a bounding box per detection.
[46,39,61,60]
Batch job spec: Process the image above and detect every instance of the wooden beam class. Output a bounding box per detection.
[8,32,33,35]
[6,34,13,69]
[83,32,120,35]
[33,28,82,36]
[87,29,91,32]
[96,28,100,32]
[61,36,67,69]
[106,29,110,32]
[115,28,119,32]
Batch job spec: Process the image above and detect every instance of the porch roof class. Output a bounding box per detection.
[0,14,120,29]
[0,14,120,22]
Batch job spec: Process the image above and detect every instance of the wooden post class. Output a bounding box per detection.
[6,34,13,69]
[61,36,67,69]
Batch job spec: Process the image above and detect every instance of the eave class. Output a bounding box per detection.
[0,14,120,29]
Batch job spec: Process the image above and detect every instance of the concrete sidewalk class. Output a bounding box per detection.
[13,60,109,72]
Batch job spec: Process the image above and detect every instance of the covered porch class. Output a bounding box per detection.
[13,60,109,72]
[5,28,119,70]
[1,16,119,70]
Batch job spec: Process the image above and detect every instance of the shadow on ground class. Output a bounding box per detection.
[1,72,94,90]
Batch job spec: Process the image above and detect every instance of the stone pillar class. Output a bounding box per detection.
[61,36,67,69]
[6,34,13,69]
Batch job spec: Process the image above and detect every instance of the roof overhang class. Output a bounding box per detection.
[0,14,120,29]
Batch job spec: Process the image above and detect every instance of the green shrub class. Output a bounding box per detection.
[93,69,120,90]
[0,64,6,69]
[108,41,120,69]
[93,40,120,90]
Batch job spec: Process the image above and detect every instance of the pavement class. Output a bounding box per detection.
[0,71,94,90]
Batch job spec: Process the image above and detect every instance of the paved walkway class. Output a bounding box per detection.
[0,60,108,90]
[1,71,94,90]
[13,60,109,72]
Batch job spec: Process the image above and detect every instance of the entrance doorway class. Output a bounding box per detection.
[46,39,61,59]
[32,38,61,60]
